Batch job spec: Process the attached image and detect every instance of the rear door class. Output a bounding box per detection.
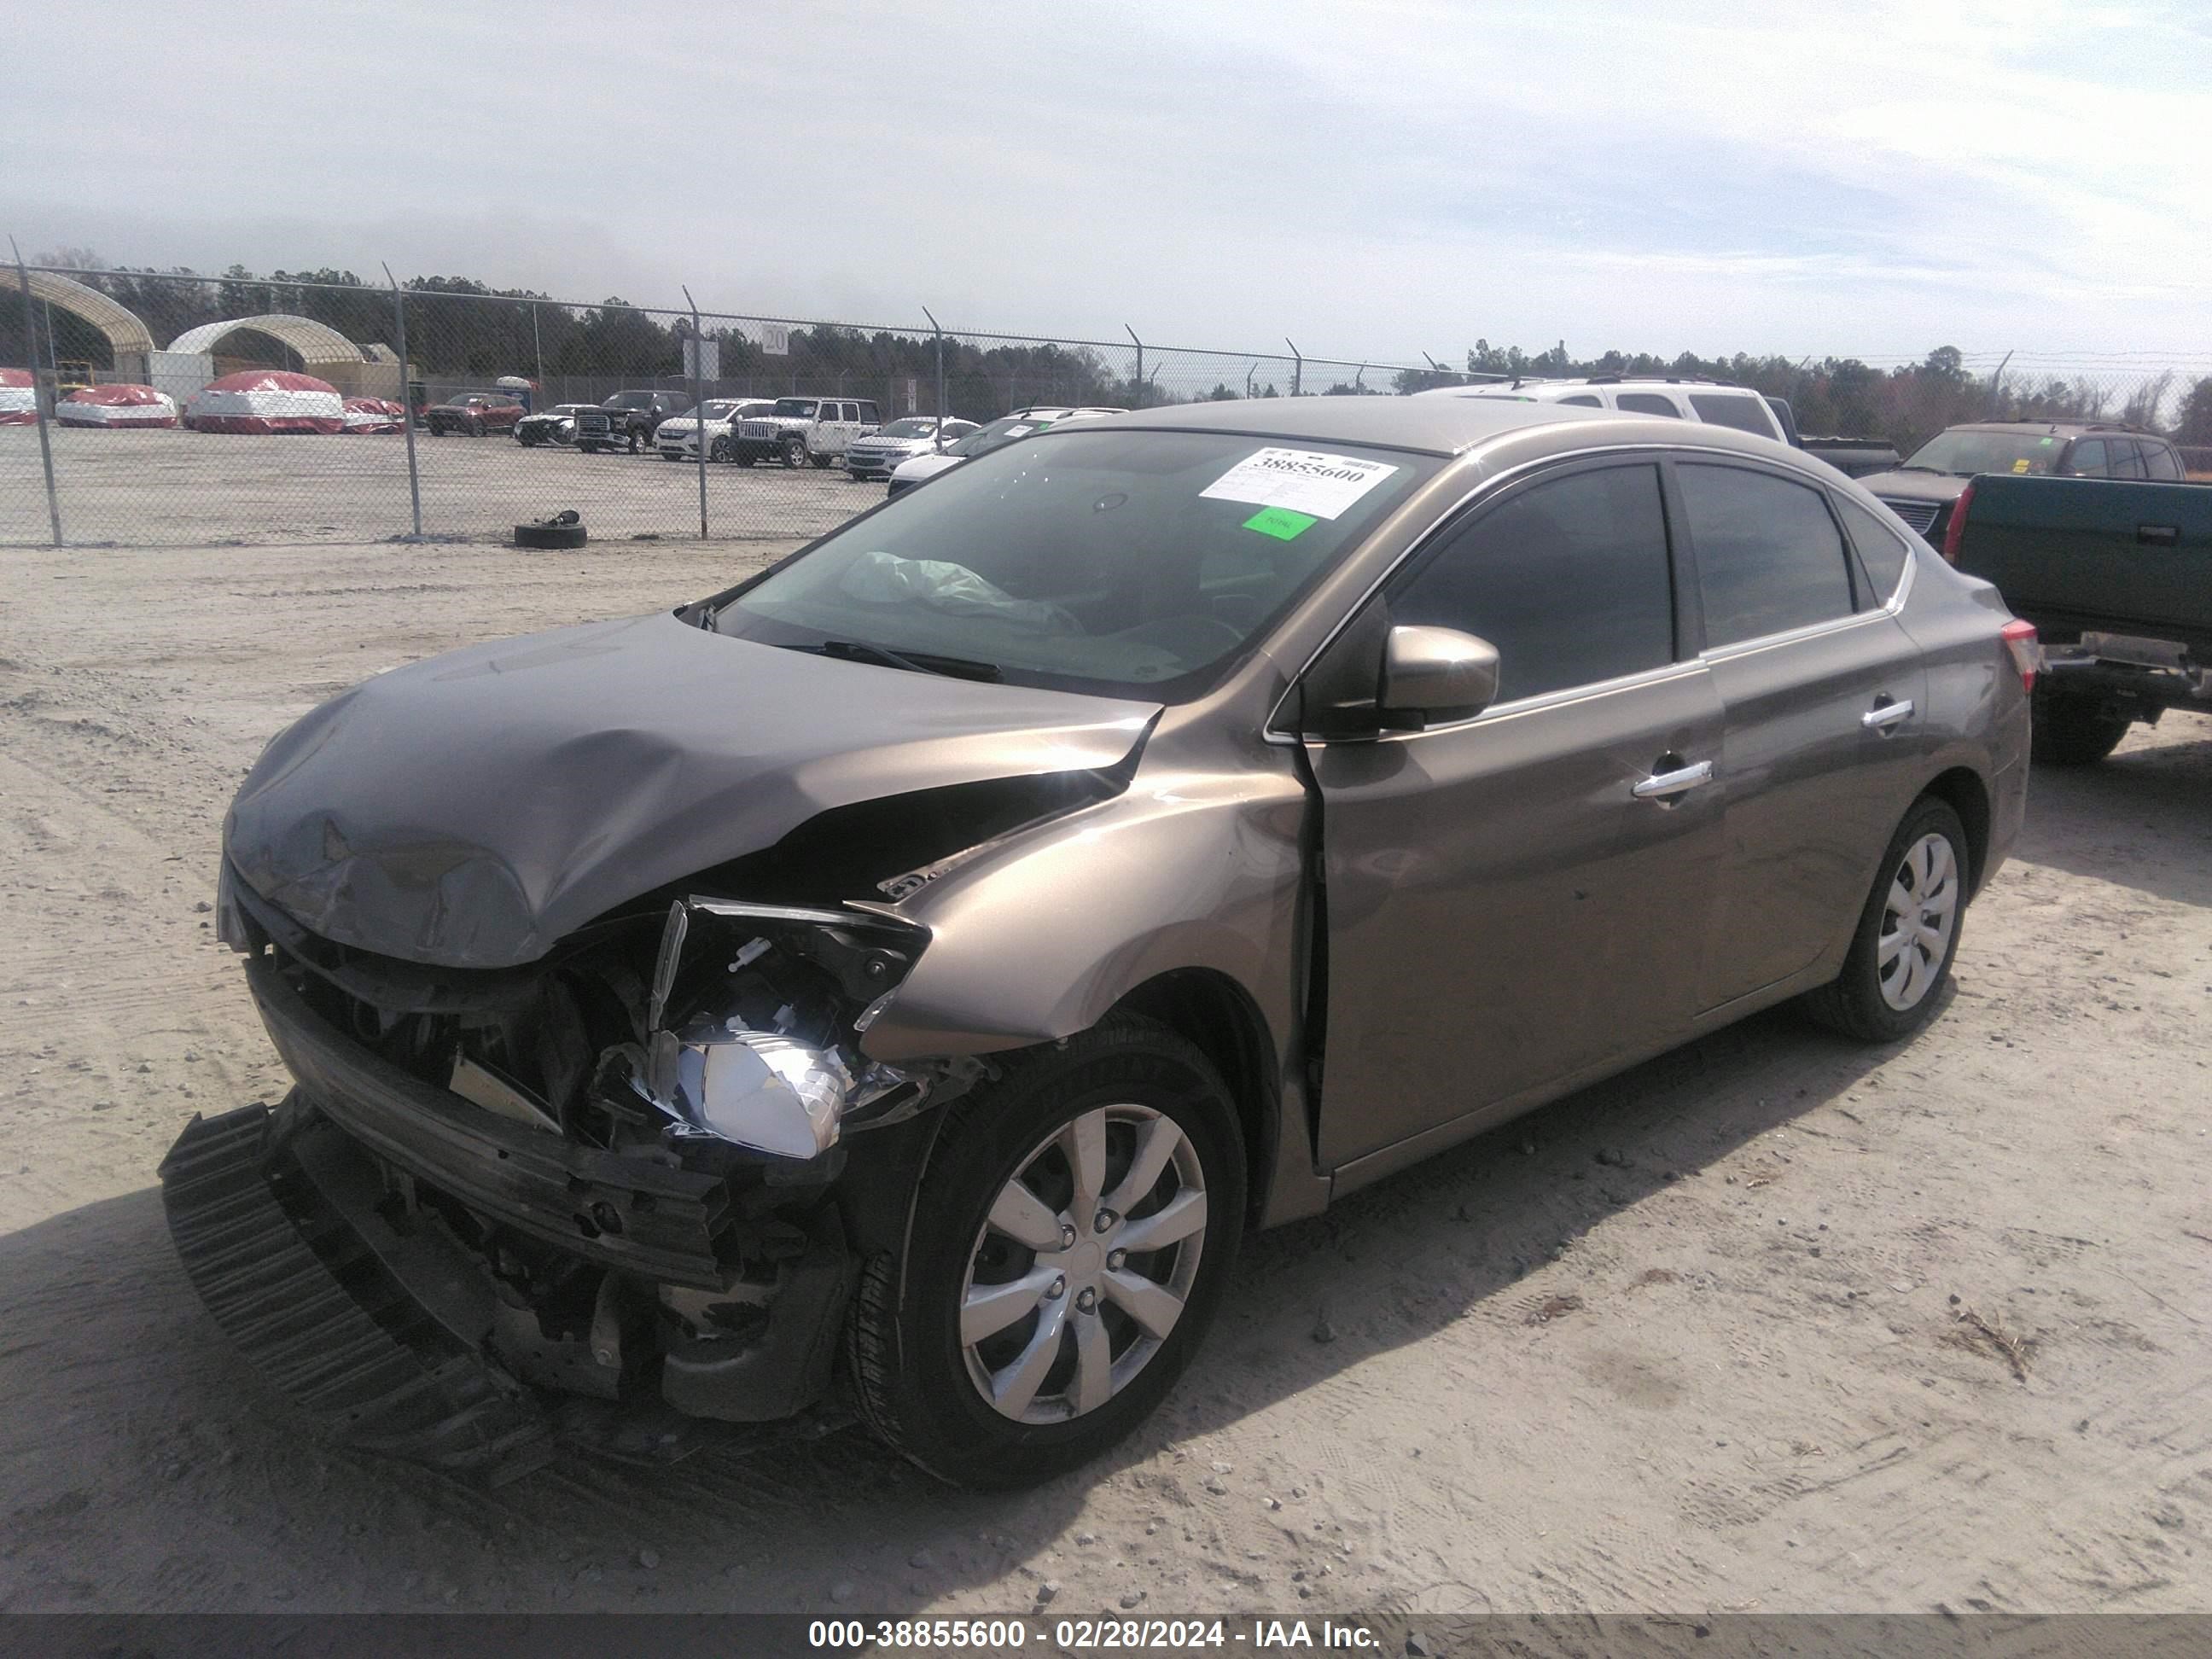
[1308,458,1726,1169]
[1671,458,1930,1010]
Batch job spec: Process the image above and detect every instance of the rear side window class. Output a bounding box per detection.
[1616,393,1681,417]
[2063,439,2107,476]
[1836,496,1911,604]
[2108,440,2148,480]
[1391,463,1676,703]
[1688,393,1774,437]
[2145,444,2182,480]
[1677,463,1856,647]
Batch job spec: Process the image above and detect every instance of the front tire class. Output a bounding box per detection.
[847,1018,1243,1490]
[2031,685,2133,766]
[1802,796,1968,1044]
[783,434,807,469]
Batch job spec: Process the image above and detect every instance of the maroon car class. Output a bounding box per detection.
[424,393,525,437]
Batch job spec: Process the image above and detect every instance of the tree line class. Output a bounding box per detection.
[8,252,2208,449]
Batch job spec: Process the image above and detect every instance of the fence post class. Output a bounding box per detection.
[1286,338,1303,398]
[1126,325,1144,409]
[384,264,424,540]
[683,285,707,541]
[1987,350,2014,418]
[922,306,946,421]
[531,301,545,395]
[9,240,63,547]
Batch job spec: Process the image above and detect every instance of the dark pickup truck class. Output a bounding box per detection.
[573,390,691,455]
[1945,470,2212,764]
[1762,398,1901,478]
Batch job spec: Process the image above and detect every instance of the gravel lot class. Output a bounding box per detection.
[0,424,881,548]
[1,536,2208,1619]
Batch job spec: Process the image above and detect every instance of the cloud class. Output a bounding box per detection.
[3,0,2206,366]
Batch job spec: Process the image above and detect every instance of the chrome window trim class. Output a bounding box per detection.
[1265,440,1860,742]
[1359,660,1710,746]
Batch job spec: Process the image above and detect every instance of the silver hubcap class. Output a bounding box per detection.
[959,1105,1208,1423]
[1877,831,1959,1011]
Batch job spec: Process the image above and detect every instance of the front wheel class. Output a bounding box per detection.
[847,1018,1244,1489]
[467,416,486,438]
[782,435,807,469]
[709,435,732,463]
[1802,796,1968,1044]
[2031,685,2133,766]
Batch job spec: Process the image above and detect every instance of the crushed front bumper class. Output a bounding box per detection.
[158,958,859,1472]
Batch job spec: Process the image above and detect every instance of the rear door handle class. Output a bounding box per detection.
[1632,760,1714,800]
[2138,523,2179,547]
[1862,698,1915,732]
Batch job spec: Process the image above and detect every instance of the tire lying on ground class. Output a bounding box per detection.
[512,517,587,550]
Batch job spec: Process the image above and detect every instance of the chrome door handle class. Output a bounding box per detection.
[1633,760,1714,800]
[1861,698,1915,731]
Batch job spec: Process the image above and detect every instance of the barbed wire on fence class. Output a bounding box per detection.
[4,257,2209,548]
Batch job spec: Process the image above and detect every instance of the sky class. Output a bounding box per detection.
[6,0,2209,370]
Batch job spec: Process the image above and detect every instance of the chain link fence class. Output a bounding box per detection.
[4,259,2209,548]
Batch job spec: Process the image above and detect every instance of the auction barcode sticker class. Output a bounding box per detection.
[1201,446,1400,521]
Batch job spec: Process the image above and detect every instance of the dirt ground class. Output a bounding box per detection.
[0,425,884,549]
[1,537,2208,1619]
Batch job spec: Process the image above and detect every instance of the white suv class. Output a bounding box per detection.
[1414,376,1786,442]
[654,399,776,462]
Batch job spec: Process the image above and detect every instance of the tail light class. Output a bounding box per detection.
[1940,478,1975,564]
[2000,618,2040,693]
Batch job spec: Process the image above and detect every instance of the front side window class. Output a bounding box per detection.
[1688,393,1774,437]
[859,402,881,422]
[1390,463,1676,704]
[2061,439,2107,476]
[1615,392,1681,417]
[713,429,1439,698]
[774,399,818,419]
[1559,393,1603,407]
[1678,463,1856,648]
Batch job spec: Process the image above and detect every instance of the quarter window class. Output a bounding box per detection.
[1615,393,1681,417]
[1687,393,1774,437]
[1677,463,1856,647]
[1391,464,1676,703]
[1836,497,1911,605]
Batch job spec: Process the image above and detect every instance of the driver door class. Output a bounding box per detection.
[1307,459,1726,1172]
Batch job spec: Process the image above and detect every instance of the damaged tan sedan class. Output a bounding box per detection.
[166,397,2033,1487]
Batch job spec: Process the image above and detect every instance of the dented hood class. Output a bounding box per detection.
[225,610,1159,968]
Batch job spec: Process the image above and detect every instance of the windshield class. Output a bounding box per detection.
[712,428,1439,700]
[772,399,818,418]
[878,417,940,439]
[608,393,656,410]
[1905,429,2067,476]
[698,400,742,419]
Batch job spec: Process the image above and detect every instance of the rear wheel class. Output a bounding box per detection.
[2031,685,2133,766]
[1802,796,1968,1044]
[847,1018,1243,1489]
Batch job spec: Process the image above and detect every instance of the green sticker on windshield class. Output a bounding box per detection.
[1243,506,1317,541]
[2040,437,2056,445]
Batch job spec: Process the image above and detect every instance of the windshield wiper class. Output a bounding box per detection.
[818,639,1003,683]
[1894,465,1956,475]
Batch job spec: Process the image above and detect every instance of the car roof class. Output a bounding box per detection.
[1083,393,1619,457]
[1944,421,2159,438]
[1416,375,1760,397]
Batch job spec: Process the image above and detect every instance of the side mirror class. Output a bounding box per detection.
[1377,626,1500,727]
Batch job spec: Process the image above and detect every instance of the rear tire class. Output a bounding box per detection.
[2031,686,2133,766]
[846,1017,1243,1490]
[1802,796,1969,1045]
